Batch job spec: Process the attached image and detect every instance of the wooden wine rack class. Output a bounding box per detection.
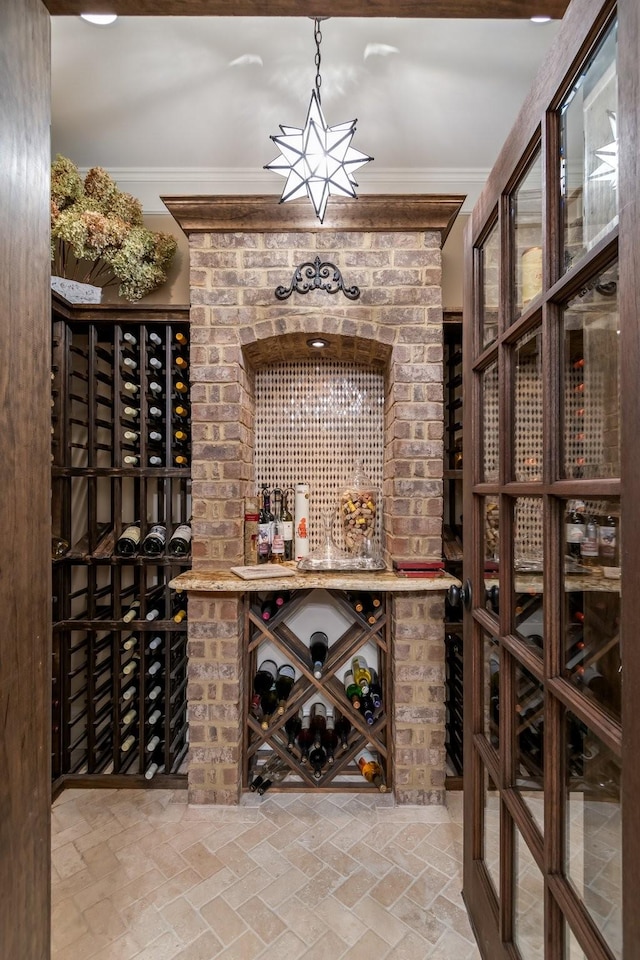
[51,296,191,796]
[243,589,392,793]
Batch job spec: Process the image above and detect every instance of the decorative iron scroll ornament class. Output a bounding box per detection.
[274,256,361,301]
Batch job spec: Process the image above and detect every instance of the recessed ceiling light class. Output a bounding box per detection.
[80,13,118,25]
[530,15,552,22]
[307,337,329,349]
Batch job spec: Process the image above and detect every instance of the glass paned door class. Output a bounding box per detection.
[462,7,622,959]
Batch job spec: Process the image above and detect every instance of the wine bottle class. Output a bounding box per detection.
[369,669,383,710]
[122,658,138,676]
[174,403,189,420]
[149,355,163,370]
[144,758,165,780]
[141,523,166,556]
[257,760,290,795]
[149,380,164,396]
[174,454,189,467]
[147,660,162,676]
[175,331,188,347]
[122,380,139,395]
[175,354,188,371]
[122,331,137,347]
[122,634,138,650]
[565,500,586,560]
[147,635,163,651]
[296,707,313,762]
[122,355,138,371]
[253,660,277,697]
[359,693,376,726]
[598,513,618,565]
[121,734,136,752]
[310,631,329,679]
[123,405,139,420]
[309,744,327,780]
[115,522,141,556]
[281,490,294,561]
[121,707,137,728]
[580,516,599,566]
[275,664,295,714]
[148,684,163,701]
[310,702,327,747]
[260,596,279,621]
[322,708,339,764]
[344,669,362,709]
[122,684,136,702]
[123,455,139,466]
[352,655,372,695]
[174,379,189,396]
[334,711,351,751]
[148,429,163,444]
[148,455,164,467]
[285,711,302,751]
[149,404,163,420]
[146,735,161,753]
[249,752,282,792]
[259,688,279,729]
[148,709,162,726]
[122,600,140,623]
[123,429,139,443]
[270,489,285,563]
[145,599,165,622]
[148,331,163,347]
[172,592,187,623]
[257,485,274,563]
[355,748,387,792]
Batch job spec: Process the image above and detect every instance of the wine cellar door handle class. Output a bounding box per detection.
[447,579,473,611]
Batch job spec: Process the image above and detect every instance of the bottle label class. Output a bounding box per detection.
[598,525,617,560]
[121,525,141,544]
[171,524,192,543]
[271,531,285,556]
[258,523,271,556]
[580,531,599,558]
[566,522,585,544]
[281,521,294,541]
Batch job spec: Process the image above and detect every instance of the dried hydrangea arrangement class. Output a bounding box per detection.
[50,155,177,301]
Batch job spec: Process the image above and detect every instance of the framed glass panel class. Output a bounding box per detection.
[515,663,544,821]
[481,360,499,483]
[513,497,543,656]
[483,631,500,748]
[566,712,622,959]
[562,262,620,480]
[483,495,500,567]
[511,151,543,317]
[560,19,618,273]
[513,327,543,482]
[563,497,621,722]
[480,219,500,350]
[514,827,544,960]
[482,762,501,899]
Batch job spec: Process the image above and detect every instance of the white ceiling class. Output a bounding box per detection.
[50,16,559,214]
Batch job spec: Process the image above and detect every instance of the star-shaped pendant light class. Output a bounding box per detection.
[265,19,372,223]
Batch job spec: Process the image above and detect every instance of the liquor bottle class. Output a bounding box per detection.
[344,669,362,709]
[115,522,141,556]
[270,488,285,563]
[322,708,339,764]
[285,712,302,751]
[122,600,140,623]
[310,703,327,747]
[355,748,387,792]
[580,515,599,567]
[334,712,351,751]
[310,631,329,679]
[282,490,294,561]
[296,707,313,762]
[352,655,372,695]
[275,664,295,714]
[141,523,166,556]
[565,500,586,560]
[257,485,274,563]
[598,513,618,565]
[369,669,383,711]
[309,744,327,780]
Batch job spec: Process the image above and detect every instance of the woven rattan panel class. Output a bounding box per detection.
[254,360,384,551]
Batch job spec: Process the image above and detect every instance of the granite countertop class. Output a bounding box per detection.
[169,562,460,594]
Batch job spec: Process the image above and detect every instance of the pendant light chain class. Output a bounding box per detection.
[314,19,322,106]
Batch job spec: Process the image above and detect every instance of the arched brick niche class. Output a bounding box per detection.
[165,194,464,805]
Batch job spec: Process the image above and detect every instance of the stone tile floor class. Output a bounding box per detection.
[52,788,482,960]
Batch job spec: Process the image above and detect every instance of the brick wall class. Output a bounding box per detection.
[185,227,447,804]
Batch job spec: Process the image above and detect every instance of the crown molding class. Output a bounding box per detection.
[85,166,486,216]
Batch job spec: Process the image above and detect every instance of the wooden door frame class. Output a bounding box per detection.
[463,0,636,957]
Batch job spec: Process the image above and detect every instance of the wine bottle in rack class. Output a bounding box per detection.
[122,331,138,348]
[144,745,165,780]
[296,706,313,762]
[148,379,164,397]
[146,734,162,753]
[147,660,163,677]
[355,748,387,792]
[115,522,141,557]
[334,711,351,751]
[123,634,138,650]
[148,454,164,467]
[565,500,586,561]
[121,353,138,372]
[175,331,188,347]
[121,707,137,730]
[121,734,137,753]
[123,429,139,445]
[174,353,188,372]
[309,744,327,780]
[369,669,383,710]
[141,524,167,556]
[148,707,162,726]
[145,597,166,622]
[148,429,163,445]
[121,684,137,702]
[122,380,140,396]
[359,693,376,726]
[174,378,189,397]
[580,516,600,567]
[122,657,138,676]
[352,655,372,694]
[149,404,163,420]
[123,405,140,421]
[147,634,163,652]
[123,455,140,466]
[275,664,295,714]
[171,592,187,623]
[285,711,302,751]
[310,703,327,747]
[257,485,274,563]
[260,595,279,622]
[310,631,329,679]
[322,707,338,764]
[167,522,192,557]
[259,688,279,729]
[257,759,290,795]
[249,752,282,792]
[148,353,163,371]
[344,669,362,709]
[148,331,163,348]
[122,601,140,623]
[174,428,189,446]
[174,454,189,468]
[173,402,189,421]
[147,683,163,702]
